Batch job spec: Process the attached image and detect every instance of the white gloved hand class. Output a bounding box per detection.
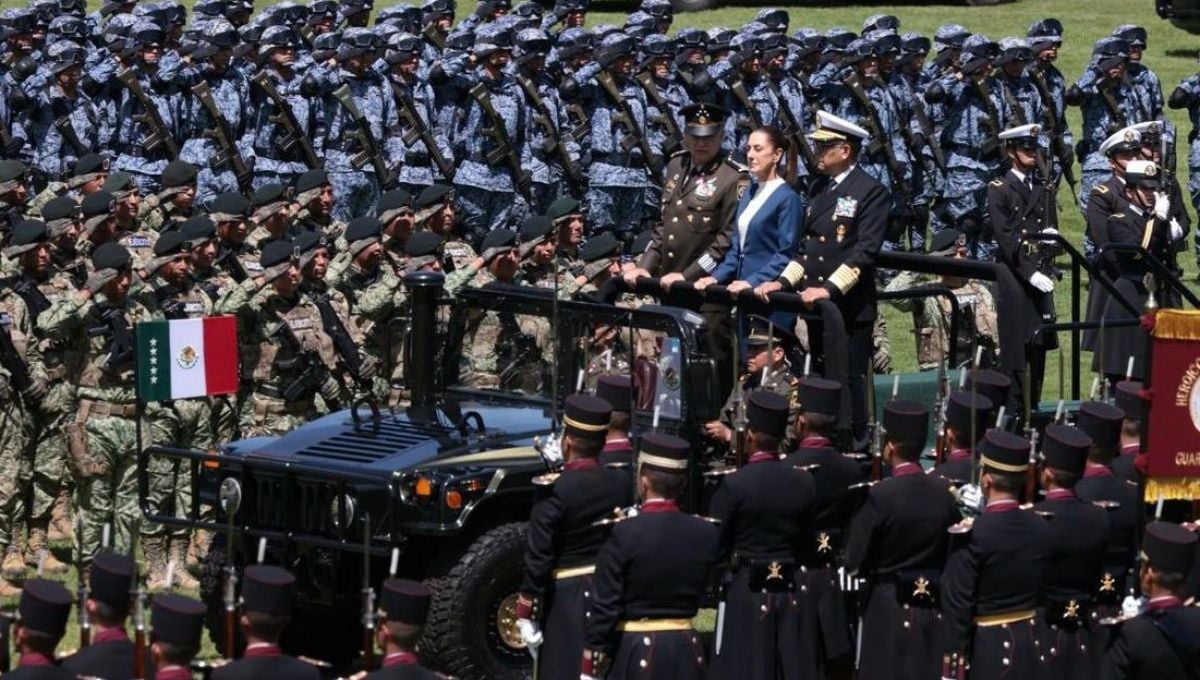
[1170,218,1185,241]
[1028,271,1055,293]
[957,484,984,516]
[1041,227,1059,236]
[1154,191,1171,221]
[1121,595,1145,619]
[517,618,543,648]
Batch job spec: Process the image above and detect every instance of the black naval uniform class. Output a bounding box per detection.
[60,627,135,680]
[212,564,319,680]
[844,461,961,680]
[584,499,719,680]
[781,435,866,666]
[987,166,1059,405]
[211,644,319,680]
[942,499,1053,680]
[1033,487,1111,680]
[1100,205,1187,380]
[1075,462,1140,628]
[365,652,445,679]
[777,166,888,444]
[1083,174,1127,351]
[708,450,817,680]
[519,457,634,680]
[599,437,634,470]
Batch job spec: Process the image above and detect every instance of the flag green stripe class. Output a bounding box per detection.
[137,320,172,402]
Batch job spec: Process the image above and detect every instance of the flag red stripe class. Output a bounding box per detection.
[203,316,240,396]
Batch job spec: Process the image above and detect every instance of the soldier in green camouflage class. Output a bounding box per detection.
[143,231,212,589]
[0,222,55,594]
[547,196,586,275]
[0,161,32,277]
[209,192,263,285]
[704,316,802,455]
[37,243,175,569]
[245,183,297,251]
[27,153,109,216]
[883,229,1000,371]
[292,170,346,248]
[215,239,350,437]
[415,184,475,272]
[105,173,157,273]
[517,216,579,299]
[4,221,70,581]
[135,161,197,235]
[77,191,121,262]
[40,196,87,292]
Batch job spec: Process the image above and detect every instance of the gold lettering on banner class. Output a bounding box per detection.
[1175,451,1200,467]
[1175,358,1200,406]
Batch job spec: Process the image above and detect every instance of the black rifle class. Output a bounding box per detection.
[421,23,445,50]
[192,82,255,196]
[116,68,180,159]
[215,247,248,284]
[969,74,1003,156]
[49,97,88,161]
[635,72,683,153]
[270,318,332,404]
[516,74,584,190]
[595,70,664,179]
[763,77,818,174]
[154,285,188,319]
[728,77,764,132]
[1098,76,1128,135]
[844,73,913,202]
[249,71,322,170]
[468,82,535,203]
[11,278,51,320]
[563,102,591,145]
[88,305,135,376]
[307,288,371,389]
[390,81,456,181]
[0,321,33,396]
[907,87,948,173]
[1028,65,1079,193]
[332,84,396,188]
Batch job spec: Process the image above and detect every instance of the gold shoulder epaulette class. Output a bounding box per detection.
[670,148,689,159]
[1110,213,1125,219]
[724,157,748,173]
[1094,184,1110,194]
[989,179,1004,187]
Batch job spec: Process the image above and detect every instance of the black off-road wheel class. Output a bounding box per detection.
[422,523,532,680]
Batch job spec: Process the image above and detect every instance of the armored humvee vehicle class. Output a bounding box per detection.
[140,272,733,679]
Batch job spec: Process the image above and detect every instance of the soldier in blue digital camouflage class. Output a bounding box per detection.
[514,28,583,211]
[1026,19,1076,191]
[440,23,531,243]
[243,25,315,190]
[927,34,1014,260]
[315,27,401,222]
[890,33,942,249]
[24,41,98,185]
[1067,37,1154,210]
[177,19,252,207]
[107,20,183,196]
[1113,24,1164,121]
[994,38,1044,128]
[383,31,455,198]
[580,33,657,243]
[1168,54,1200,270]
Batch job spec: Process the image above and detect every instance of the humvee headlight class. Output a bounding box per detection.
[331,494,357,530]
[415,477,435,498]
[445,490,463,510]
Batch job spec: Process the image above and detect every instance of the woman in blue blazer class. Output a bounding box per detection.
[695,125,805,332]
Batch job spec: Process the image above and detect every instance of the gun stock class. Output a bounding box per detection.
[250,71,322,169]
[192,82,254,196]
[596,71,663,180]
[517,74,584,189]
[468,82,535,203]
[117,68,179,159]
[333,84,396,188]
[391,81,456,181]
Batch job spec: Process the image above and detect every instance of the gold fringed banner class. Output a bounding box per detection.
[1151,309,1200,341]
[1145,477,1200,502]
[1145,309,1200,497]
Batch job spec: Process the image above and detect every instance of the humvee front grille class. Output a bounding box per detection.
[294,418,446,463]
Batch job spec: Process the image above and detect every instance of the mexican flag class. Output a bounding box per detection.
[137,317,239,401]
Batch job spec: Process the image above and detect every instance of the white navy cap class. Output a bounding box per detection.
[1099,125,1143,157]
[998,123,1041,147]
[1125,159,1161,188]
[810,110,869,142]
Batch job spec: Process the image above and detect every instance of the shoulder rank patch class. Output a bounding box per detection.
[670,148,689,159]
[989,179,1004,187]
[724,157,748,173]
[1110,213,1125,219]
[1093,184,1109,194]
[736,178,749,199]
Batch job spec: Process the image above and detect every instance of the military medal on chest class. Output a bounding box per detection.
[694,176,716,199]
[834,196,858,219]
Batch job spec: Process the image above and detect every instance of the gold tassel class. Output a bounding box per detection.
[1144,477,1200,502]
[1150,310,1200,341]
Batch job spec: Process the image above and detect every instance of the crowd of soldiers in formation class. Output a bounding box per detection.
[0,0,1199,678]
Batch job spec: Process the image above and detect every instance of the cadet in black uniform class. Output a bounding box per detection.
[1099,521,1200,680]
[1100,160,1189,382]
[988,123,1060,408]
[5,580,75,680]
[942,430,1053,680]
[581,433,719,680]
[1073,400,1140,632]
[782,377,865,671]
[148,593,205,680]
[366,579,443,679]
[756,111,889,446]
[965,368,1013,424]
[595,375,635,470]
[708,390,817,680]
[515,395,635,679]
[1033,424,1110,680]
[211,565,319,680]
[623,103,747,395]
[61,552,137,680]
[845,400,960,680]
[1111,380,1145,483]
[930,391,994,486]
[1082,126,1140,353]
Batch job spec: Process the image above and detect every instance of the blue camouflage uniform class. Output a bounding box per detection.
[24,41,99,182]
[514,29,583,210]
[1069,38,1153,211]
[241,26,315,189]
[382,31,455,196]
[1168,72,1200,263]
[315,28,402,222]
[1027,19,1075,189]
